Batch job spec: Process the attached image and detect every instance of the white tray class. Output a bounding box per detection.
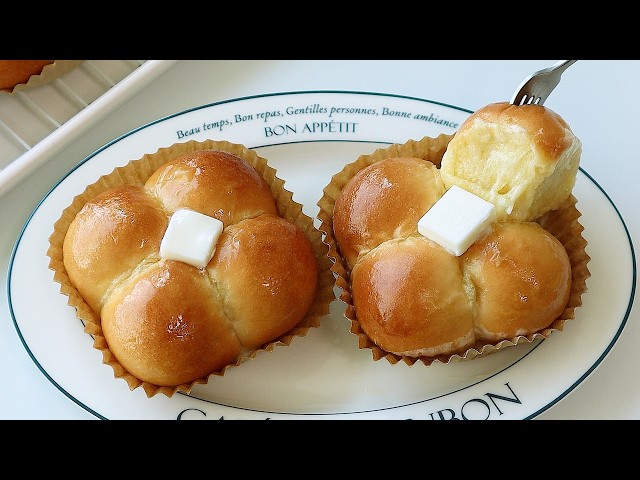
[0,60,178,198]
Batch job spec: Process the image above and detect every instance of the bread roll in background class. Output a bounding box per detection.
[440,101,582,222]
[0,60,54,91]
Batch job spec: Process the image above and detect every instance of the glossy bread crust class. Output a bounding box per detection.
[63,150,318,387]
[333,157,445,271]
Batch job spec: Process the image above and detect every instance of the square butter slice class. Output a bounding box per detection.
[418,185,496,256]
[160,208,224,269]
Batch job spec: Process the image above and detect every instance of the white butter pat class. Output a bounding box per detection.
[160,208,224,269]
[418,185,496,256]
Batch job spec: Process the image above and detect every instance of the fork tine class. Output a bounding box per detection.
[512,92,527,106]
[510,75,536,105]
[515,90,547,106]
[512,93,539,106]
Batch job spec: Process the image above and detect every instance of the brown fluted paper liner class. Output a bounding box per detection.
[47,139,335,398]
[317,133,591,367]
[1,60,83,94]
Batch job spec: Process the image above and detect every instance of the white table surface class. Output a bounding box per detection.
[1,60,638,420]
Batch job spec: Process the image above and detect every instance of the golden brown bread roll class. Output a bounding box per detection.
[63,185,168,315]
[464,222,572,341]
[63,149,319,388]
[440,101,582,222]
[145,149,278,225]
[101,260,243,387]
[0,60,54,91]
[351,236,475,357]
[207,214,319,349]
[333,157,445,270]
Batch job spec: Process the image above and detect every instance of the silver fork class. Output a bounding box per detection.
[510,60,577,106]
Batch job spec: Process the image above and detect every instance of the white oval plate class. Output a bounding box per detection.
[8,91,636,420]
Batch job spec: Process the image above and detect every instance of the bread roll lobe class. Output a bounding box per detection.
[463,222,572,341]
[440,102,582,222]
[352,236,474,357]
[101,260,242,387]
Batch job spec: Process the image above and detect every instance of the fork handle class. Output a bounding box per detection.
[551,60,577,74]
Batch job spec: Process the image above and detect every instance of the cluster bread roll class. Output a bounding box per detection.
[56,145,330,396]
[335,156,573,357]
[320,102,589,365]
